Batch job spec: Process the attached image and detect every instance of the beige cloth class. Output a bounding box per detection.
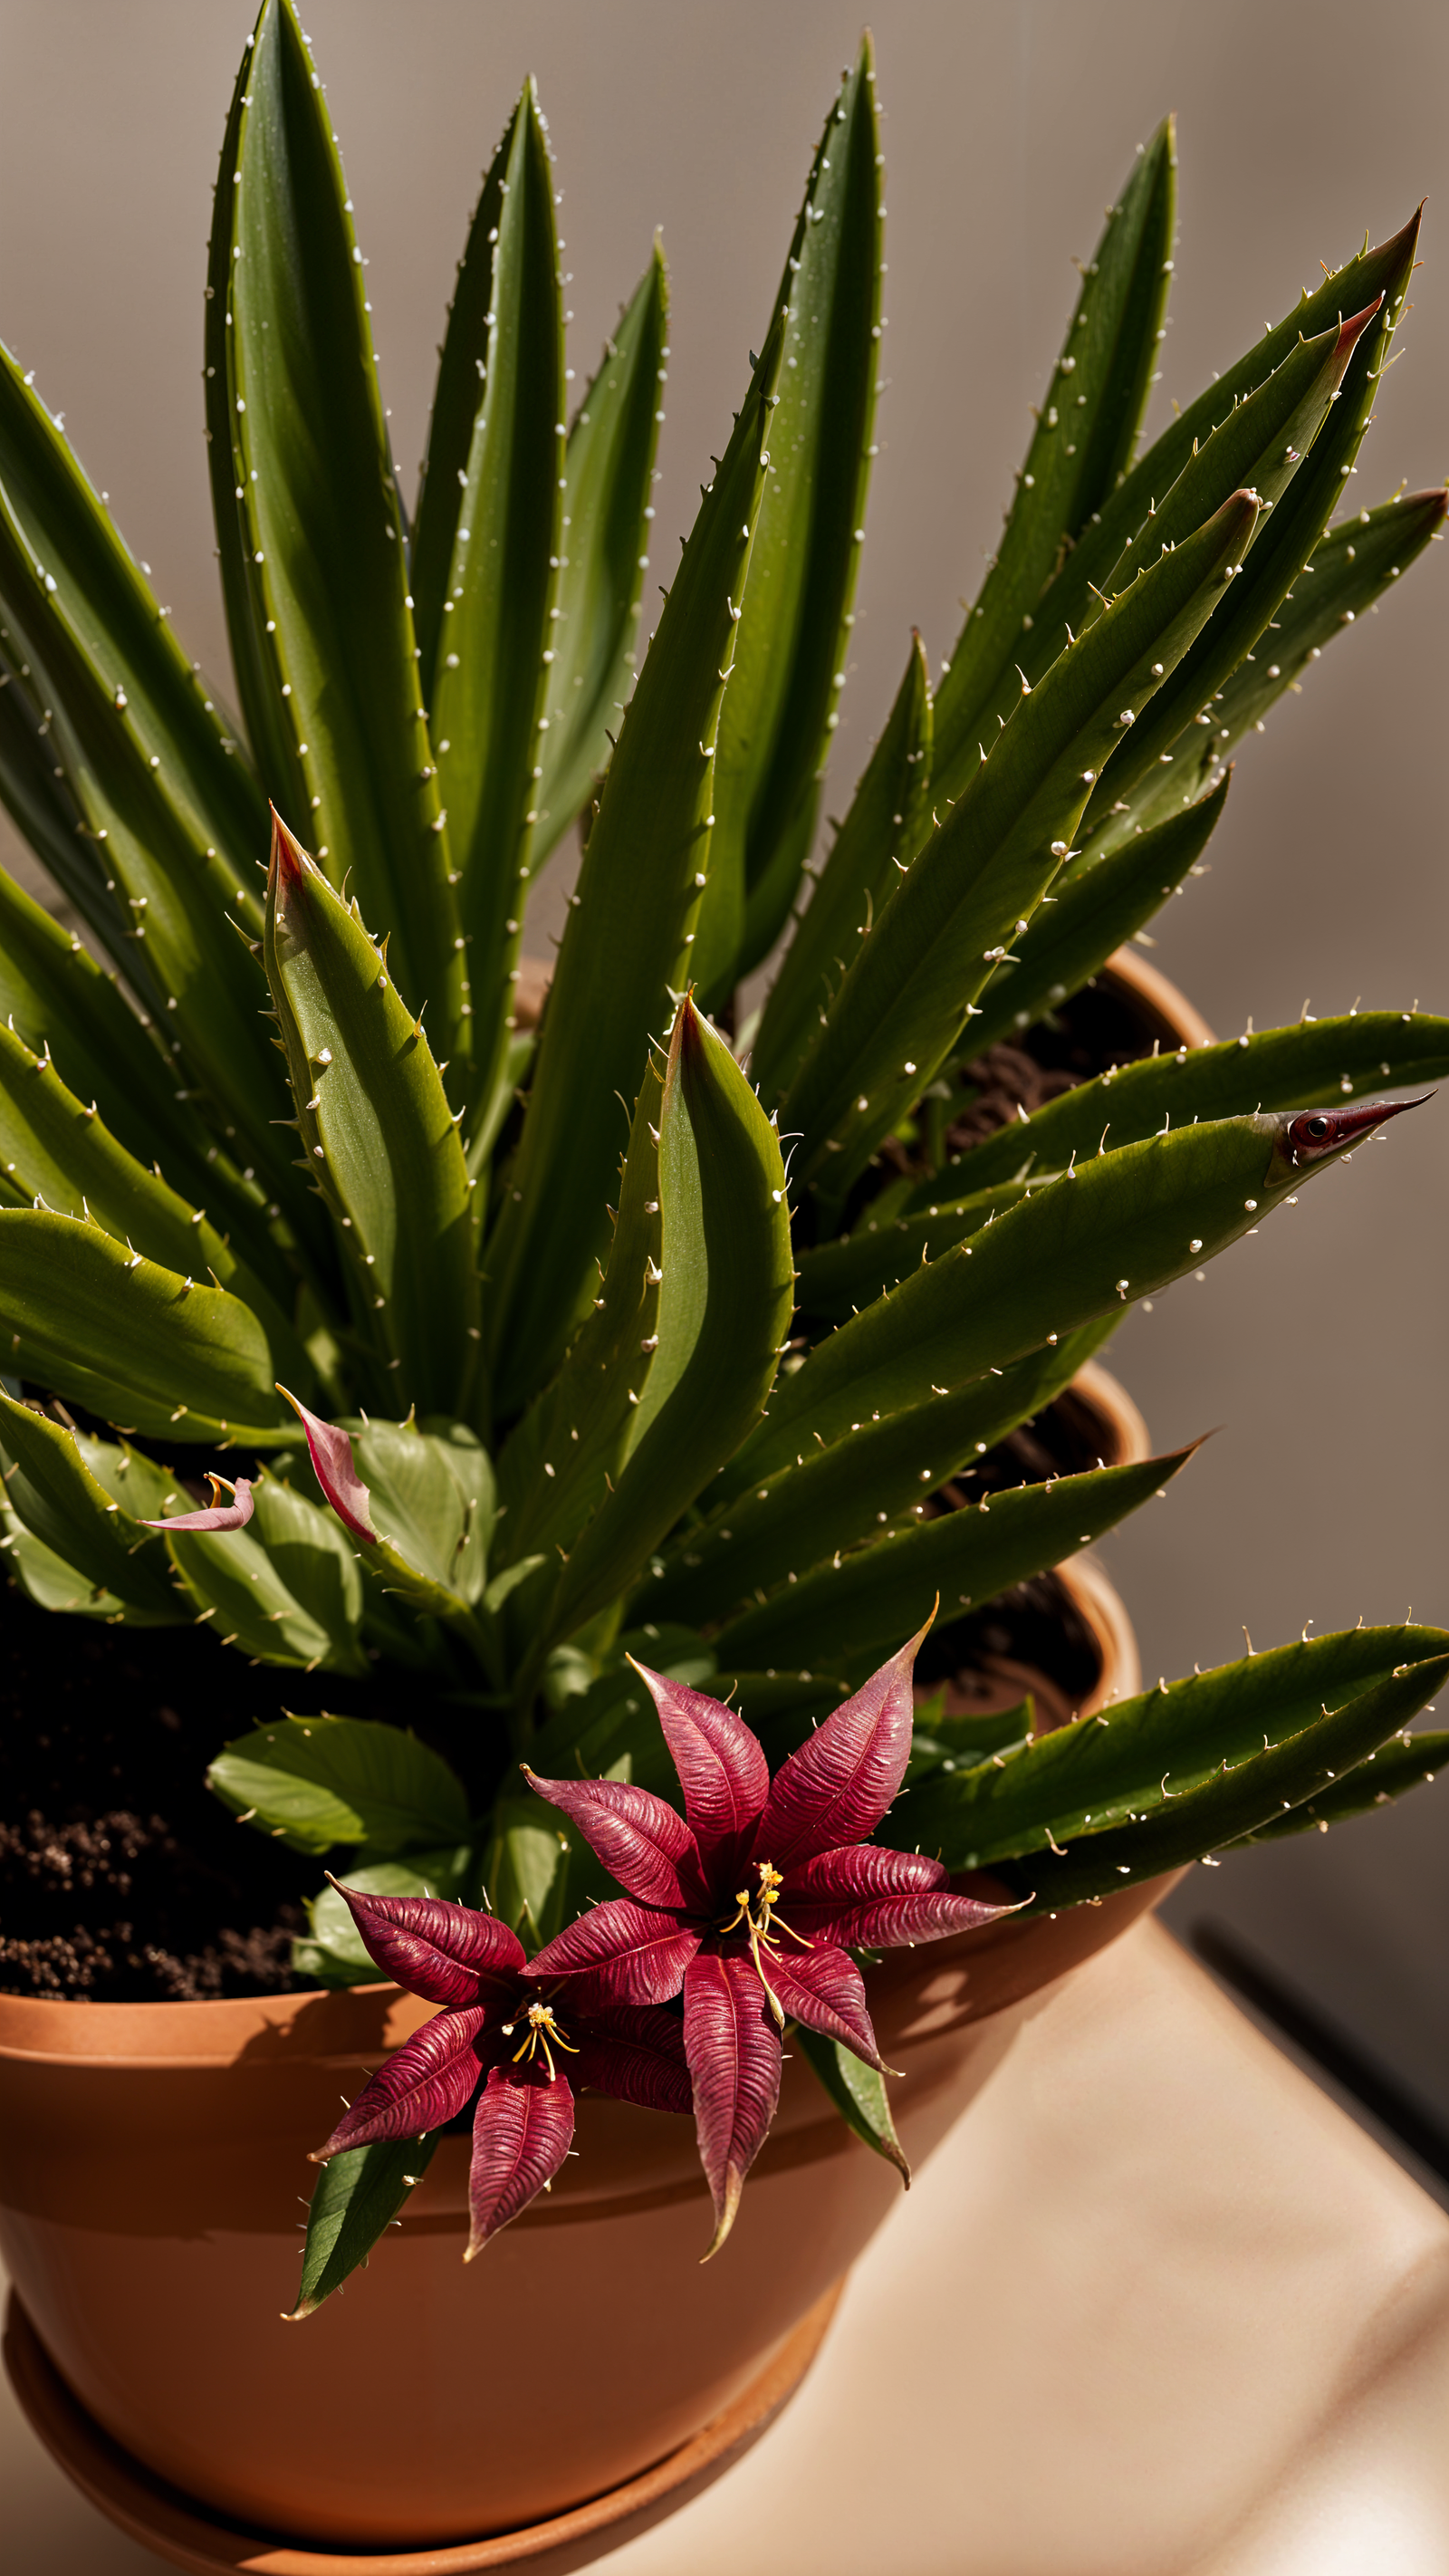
[5,1922,1447,2575]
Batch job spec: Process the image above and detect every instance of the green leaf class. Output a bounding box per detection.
[273,1407,497,1662]
[0,1207,292,1445]
[539,998,794,1648]
[206,0,466,1058]
[413,85,563,1113]
[0,647,117,954]
[264,823,482,1422]
[1075,286,1406,844]
[483,311,785,1403]
[0,1015,308,1379]
[0,509,296,1192]
[648,1322,1118,1630]
[952,1010,1449,1195]
[71,1428,181,1516]
[1012,1647,1449,1909]
[0,860,283,1283]
[164,1473,367,1672]
[752,632,932,1108]
[0,1391,180,1620]
[481,1793,571,1951]
[694,41,883,1000]
[897,1626,1449,1869]
[793,2021,909,2182]
[1081,303,1367,616]
[1228,1730,1448,1844]
[1115,487,1448,835]
[0,1504,131,1621]
[783,491,1258,1206]
[0,339,268,895]
[724,1111,1301,1494]
[208,1712,468,1854]
[714,1443,1194,1673]
[535,251,668,863]
[954,210,1423,774]
[932,119,1176,790]
[293,1846,473,1984]
[287,2133,440,2320]
[349,1416,494,1609]
[965,776,1230,1060]
[793,1176,1033,1322]
[494,1056,663,1567]
[907,1697,1035,1786]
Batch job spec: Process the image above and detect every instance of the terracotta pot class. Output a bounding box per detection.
[0,1551,1167,2557]
[4,2283,847,2576]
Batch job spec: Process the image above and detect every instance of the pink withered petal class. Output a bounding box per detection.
[276,1388,377,1543]
[311,2004,492,2160]
[781,1843,1023,1952]
[465,2060,576,2259]
[141,1474,254,1534]
[683,1946,782,2259]
[763,1945,889,2074]
[327,1880,527,2009]
[752,1619,932,1872]
[570,2005,693,2117]
[523,1768,710,1913]
[530,1898,703,2008]
[629,1662,771,1888]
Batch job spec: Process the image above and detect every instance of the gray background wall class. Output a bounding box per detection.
[1,1,1444,2114]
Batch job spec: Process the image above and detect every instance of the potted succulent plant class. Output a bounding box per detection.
[1,3,1446,2561]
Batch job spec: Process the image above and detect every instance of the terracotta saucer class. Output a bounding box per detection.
[5,2283,841,2575]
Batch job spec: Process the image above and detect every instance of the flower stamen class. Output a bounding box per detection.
[718,1860,813,2028]
[502,1999,579,2081]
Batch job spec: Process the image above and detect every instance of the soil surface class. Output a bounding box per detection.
[0,976,1151,2003]
[0,1587,337,2001]
[0,1584,486,2004]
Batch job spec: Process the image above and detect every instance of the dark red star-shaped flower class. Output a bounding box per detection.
[311,1884,690,2258]
[523,1624,1015,2252]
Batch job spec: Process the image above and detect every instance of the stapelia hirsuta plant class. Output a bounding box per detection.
[3,0,1448,2315]
[307,1882,690,2268]
[525,1626,1015,2252]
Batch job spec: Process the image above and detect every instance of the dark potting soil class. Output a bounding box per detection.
[0,1586,319,2002]
[0,1584,485,2004]
[0,974,1152,2003]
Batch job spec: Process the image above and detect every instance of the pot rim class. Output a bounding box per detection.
[1099,943,1216,1053]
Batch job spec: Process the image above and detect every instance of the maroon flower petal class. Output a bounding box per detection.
[328,1880,527,2008]
[752,1621,930,1872]
[570,2005,693,2116]
[311,2004,491,2158]
[763,1944,888,2073]
[466,2061,576,2258]
[782,1843,1022,1951]
[529,1898,702,2007]
[141,1473,254,1534]
[629,1662,769,1889]
[277,1389,377,1543]
[683,1946,782,2258]
[523,1768,709,1912]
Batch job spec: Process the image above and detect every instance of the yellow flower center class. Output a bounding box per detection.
[719,1860,812,2031]
[501,1999,579,2081]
